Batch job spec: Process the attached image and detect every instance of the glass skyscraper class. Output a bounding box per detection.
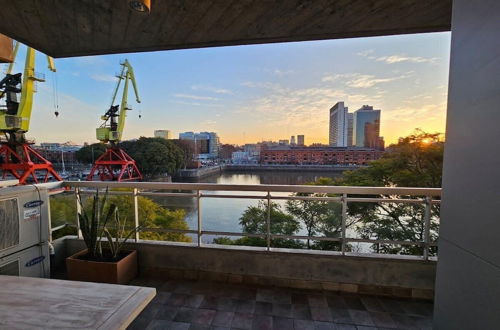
[353,105,382,148]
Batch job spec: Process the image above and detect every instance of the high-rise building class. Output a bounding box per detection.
[179,131,220,159]
[290,136,296,145]
[353,105,382,149]
[297,135,305,146]
[329,102,348,147]
[154,130,171,139]
[347,113,354,146]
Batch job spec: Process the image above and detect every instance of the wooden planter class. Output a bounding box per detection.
[66,249,138,284]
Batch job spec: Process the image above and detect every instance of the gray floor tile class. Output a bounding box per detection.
[294,319,315,330]
[235,299,255,314]
[308,294,329,308]
[192,308,217,325]
[174,307,197,323]
[255,301,273,315]
[252,314,273,330]
[272,316,294,330]
[212,311,234,327]
[311,307,333,322]
[145,319,172,330]
[217,297,238,312]
[272,303,292,318]
[185,294,205,308]
[368,312,397,328]
[347,310,374,327]
[313,321,336,330]
[231,312,253,330]
[156,305,179,320]
[292,304,312,320]
[129,278,433,330]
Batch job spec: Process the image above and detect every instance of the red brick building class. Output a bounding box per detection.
[260,146,384,165]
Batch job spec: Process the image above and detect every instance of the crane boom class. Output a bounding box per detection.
[0,42,56,135]
[96,59,140,144]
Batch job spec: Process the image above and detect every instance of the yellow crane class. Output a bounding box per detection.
[0,41,62,184]
[96,59,140,144]
[87,59,143,181]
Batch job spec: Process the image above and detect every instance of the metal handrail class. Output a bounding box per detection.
[50,181,441,260]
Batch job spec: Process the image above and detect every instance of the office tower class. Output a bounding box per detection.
[353,105,381,148]
[297,135,305,146]
[329,102,348,146]
[347,113,353,146]
[154,130,171,139]
[290,136,296,145]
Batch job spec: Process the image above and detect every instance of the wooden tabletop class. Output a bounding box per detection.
[0,275,156,330]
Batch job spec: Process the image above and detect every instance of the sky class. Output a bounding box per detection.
[3,32,451,146]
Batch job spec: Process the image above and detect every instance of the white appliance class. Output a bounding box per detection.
[0,184,50,277]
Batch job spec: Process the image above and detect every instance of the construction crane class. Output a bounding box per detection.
[87,59,142,181]
[0,42,62,184]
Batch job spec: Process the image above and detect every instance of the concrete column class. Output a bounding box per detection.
[434,0,500,328]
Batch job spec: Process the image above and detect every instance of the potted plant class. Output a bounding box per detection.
[66,188,140,284]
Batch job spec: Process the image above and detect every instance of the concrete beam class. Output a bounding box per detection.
[0,0,451,58]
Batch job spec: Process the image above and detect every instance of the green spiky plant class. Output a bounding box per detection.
[77,188,140,261]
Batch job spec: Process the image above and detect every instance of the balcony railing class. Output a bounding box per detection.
[49,181,441,261]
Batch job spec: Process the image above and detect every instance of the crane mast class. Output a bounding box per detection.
[96,59,140,144]
[0,41,62,184]
[87,59,143,182]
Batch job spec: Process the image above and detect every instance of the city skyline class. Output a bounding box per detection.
[5,32,450,146]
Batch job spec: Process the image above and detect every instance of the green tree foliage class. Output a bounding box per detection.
[120,137,186,178]
[286,196,342,249]
[50,192,191,243]
[213,201,302,248]
[332,130,443,255]
[75,143,107,164]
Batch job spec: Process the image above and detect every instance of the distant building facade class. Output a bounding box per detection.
[154,130,171,139]
[297,135,305,146]
[260,146,383,166]
[290,136,296,145]
[329,102,348,147]
[347,113,354,146]
[353,105,384,149]
[179,131,220,159]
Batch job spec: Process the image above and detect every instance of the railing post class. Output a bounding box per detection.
[423,196,432,260]
[197,190,202,247]
[75,187,82,239]
[133,188,140,242]
[341,193,347,255]
[266,191,271,251]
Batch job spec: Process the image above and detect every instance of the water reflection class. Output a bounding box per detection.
[149,171,342,242]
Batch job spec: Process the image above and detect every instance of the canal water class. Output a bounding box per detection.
[148,171,344,242]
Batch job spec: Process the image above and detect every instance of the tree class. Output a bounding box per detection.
[286,180,344,250]
[213,201,302,248]
[332,130,443,255]
[120,137,186,178]
[75,143,107,164]
[50,192,192,243]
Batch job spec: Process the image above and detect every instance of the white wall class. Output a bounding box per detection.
[434,0,500,328]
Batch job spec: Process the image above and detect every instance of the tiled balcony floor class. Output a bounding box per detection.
[127,278,433,330]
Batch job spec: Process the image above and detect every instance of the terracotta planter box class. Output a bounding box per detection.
[66,249,138,284]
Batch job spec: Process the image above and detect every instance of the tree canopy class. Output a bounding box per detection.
[120,137,186,178]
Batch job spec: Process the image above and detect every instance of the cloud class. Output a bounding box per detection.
[345,74,408,88]
[201,119,217,126]
[191,85,232,94]
[357,49,374,57]
[90,74,116,82]
[173,93,219,101]
[375,55,438,64]
[321,73,356,82]
[273,69,295,76]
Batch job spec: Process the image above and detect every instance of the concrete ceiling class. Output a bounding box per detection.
[0,0,452,58]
